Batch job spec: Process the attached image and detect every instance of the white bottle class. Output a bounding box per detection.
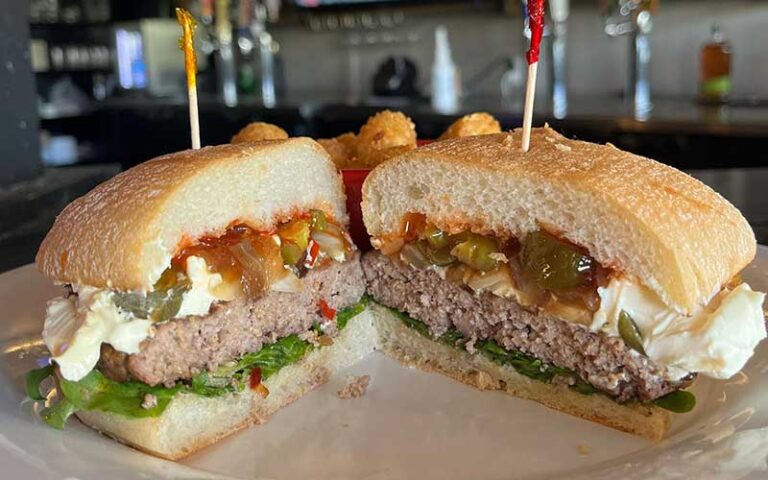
[431,26,460,114]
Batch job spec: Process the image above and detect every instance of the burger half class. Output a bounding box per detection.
[360,127,767,440]
[27,139,374,459]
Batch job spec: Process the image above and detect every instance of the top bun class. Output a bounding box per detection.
[37,138,347,292]
[362,127,755,313]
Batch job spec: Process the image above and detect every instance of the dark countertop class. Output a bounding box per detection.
[95,93,768,170]
[98,93,768,138]
[1,166,766,274]
[0,164,121,273]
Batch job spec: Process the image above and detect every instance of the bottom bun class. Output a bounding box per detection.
[76,309,378,460]
[370,304,672,441]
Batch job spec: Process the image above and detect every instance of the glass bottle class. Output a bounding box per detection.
[700,24,731,103]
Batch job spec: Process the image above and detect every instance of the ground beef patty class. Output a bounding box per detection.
[362,251,693,402]
[99,254,366,387]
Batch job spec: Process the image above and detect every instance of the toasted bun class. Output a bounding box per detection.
[36,139,347,291]
[370,305,671,441]
[362,127,755,313]
[74,309,378,460]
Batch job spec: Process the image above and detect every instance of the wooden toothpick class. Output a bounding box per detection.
[521,62,538,152]
[522,0,545,152]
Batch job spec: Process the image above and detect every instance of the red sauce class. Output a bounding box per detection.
[249,367,263,389]
[305,241,320,268]
[319,299,337,320]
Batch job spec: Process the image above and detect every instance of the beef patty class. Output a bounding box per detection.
[99,253,366,387]
[362,251,693,402]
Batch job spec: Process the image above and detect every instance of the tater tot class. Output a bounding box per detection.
[355,110,417,167]
[438,112,502,140]
[335,132,359,155]
[231,122,289,144]
[318,137,355,169]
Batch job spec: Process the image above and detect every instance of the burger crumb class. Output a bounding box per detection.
[577,444,590,456]
[141,393,158,410]
[299,330,321,347]
[337,375,370,399]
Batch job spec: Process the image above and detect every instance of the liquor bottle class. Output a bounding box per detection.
[700,24,731,103]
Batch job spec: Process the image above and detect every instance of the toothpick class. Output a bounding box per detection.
[188,82,200,150]
[176,8,201,150]
[522,0,545,153]
[521,62,538,152]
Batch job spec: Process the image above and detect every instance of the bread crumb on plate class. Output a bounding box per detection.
[337,375,370,399]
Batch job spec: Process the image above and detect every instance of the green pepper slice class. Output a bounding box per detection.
[451,234,500,272]
[618,311,646,355]
[521,230,596,291]
[424,224,450,250]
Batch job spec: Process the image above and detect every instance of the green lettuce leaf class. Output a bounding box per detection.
[476,339,598,395]
[653,390,696,413]
[190,334,312,397]
[25,364,54,401]
[385,305,599,395]
[40,397,77,429]
[59,369,181,418]
[337,294,371,331]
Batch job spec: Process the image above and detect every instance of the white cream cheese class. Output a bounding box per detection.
[592,277,766,380]
[43,256,239,382]
[176,256,238,317]
[42,287,153,382]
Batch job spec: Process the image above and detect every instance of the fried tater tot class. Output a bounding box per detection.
[438,112,502,140]
[335,132,359,155]
[231,122,289,144]
[355,110,417,168]
[318,137,355,169]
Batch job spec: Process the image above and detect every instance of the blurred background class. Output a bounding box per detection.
[1,0,767,271]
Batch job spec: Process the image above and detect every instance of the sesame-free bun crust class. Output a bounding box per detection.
[362,127,755,313]
[36,139,347,291]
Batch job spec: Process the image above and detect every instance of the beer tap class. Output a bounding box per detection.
[215,0,238,107]
[602,0,657,120]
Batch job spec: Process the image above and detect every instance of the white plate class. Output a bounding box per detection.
[1,248,768,480]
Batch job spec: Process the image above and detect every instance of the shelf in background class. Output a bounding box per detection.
[38,104,96,120]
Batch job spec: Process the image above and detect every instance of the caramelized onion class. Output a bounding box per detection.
[466,264,516,297]
[378,236,405,256]
[270,272,304,293]
[228,237,283,297]
[400,242,431,270]
[311,223,348,262]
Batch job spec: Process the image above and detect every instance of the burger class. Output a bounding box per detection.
[26,139,375,459]
[360,127,767,440]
